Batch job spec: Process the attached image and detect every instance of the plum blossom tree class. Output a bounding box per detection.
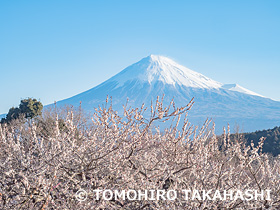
[0,97,279,209]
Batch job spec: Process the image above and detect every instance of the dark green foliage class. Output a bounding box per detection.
[19,98,43,119]
[231,126,280,156]
[5,107,21,122]
[1,98,43,124]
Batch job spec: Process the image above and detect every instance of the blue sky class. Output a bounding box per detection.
[0,0,279,114]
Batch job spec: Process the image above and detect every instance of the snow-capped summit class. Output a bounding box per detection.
[108,55,222,89]
[52,55,280,133]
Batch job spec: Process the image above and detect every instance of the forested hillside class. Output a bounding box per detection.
[231,126,280,156]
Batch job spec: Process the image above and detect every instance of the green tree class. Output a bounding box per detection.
[19,98,43,119]
[1,98,43,124]
[5,107,21,122]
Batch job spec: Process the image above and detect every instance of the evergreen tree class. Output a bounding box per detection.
[1,98,43,124]
[5,107,21,122]
[19,98,43,119]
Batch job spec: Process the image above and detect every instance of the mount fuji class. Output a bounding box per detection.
[53,55,280,133]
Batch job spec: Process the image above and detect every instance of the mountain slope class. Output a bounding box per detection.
[221,84,264,97]
[53,55,280,133]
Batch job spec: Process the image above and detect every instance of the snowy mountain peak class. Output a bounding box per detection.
[148,54,179,65]
[53,54,279,133]
[109,55,222,89]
